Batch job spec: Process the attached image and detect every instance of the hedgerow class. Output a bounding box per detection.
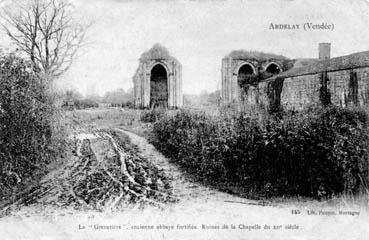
[149,106,369,199]
[0,54,63,199]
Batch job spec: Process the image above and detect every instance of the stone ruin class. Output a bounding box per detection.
[132,43,369,111]
[221,43,369,111]
[221,50,294,107]
[133,44,183,109]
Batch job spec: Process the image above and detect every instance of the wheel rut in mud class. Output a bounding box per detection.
[1,126,261,217]
[1,129,177,216]
[115,128,261,205]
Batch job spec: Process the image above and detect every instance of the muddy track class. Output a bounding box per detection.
[0,129,177,216]
[1,124,263,217]
[114,128,261,205]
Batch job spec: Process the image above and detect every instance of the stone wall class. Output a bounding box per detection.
[327,68,369,108]
[280,67,369,110]
[357,68,369,105]
[222,46,369,112]
[239,66,369,112]
[280,74,321,110]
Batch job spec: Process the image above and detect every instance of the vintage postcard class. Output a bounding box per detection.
[0,0,368,239]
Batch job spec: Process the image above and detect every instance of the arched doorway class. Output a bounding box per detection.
[237,63,255,102]
[150,64,168,108]
[265,63,282,75]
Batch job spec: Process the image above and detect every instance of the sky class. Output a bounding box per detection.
[2,0,369,96]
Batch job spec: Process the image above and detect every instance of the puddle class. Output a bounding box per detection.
[74,133,98,140]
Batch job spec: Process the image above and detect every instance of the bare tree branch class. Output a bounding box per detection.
[1,0,89,81]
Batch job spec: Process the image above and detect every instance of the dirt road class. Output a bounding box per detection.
[116,128,261,204]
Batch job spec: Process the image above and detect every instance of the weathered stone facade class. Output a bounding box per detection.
[278,66,369,110]
[222,44,369,111]
[133,44,182,109]
[221,51,294,106]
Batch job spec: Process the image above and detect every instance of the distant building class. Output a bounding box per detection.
[133,44,183,109]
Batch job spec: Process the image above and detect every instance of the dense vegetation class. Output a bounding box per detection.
[140,108,166,123]
[61,88,134,109]
[0,54,64,199]
[101,88,133,107]
[61,90,99,110]
[149,106,369,199]
[72,99,99,109]
[183,90,220,110]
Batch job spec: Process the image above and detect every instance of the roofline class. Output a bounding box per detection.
[261,64,369,84]
[263,50,369,81]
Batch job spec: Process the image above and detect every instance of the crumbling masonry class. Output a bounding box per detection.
[133,44,182,109]
[221,43,369,111]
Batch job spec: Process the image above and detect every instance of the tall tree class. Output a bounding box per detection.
[1,0,88,80]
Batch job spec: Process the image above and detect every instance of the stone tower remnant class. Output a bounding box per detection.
[133,44,183,109]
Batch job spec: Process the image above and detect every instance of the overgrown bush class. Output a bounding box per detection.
[0,54,61,199]
[149,106,369,199]
[109,101,134,108]
[74,99,99,109]
[140,108,166,123]
[122,101,134,108]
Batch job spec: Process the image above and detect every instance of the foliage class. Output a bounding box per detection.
[73,99,99,109]
[266,77,285,113]
[121,101,134,108]
[183,90,220,113]
[140,43,177,62]
[63,89,84,102]
[149,106,369,199]
[101,88,133,106]
[319,72,331,106]
[61,90,99,110]
[140,108,166,123]
[226,50,288,61]
[0,54,63,198]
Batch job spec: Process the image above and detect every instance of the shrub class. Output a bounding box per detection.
[74,99,99,109]
[0,54,60,198]
[140,108,166,123]
[122,101,134,109]
[62,98,99,110]
[149,106,369,199]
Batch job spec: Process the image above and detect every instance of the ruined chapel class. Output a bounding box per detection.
[133,44,183,109]
[132,43,369,111]
[221,43,369,111]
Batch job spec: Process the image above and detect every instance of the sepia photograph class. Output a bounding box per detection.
[0,0,368,239]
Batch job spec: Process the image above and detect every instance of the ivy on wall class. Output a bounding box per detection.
[235,59,295,111]
[238,72,275,101]
[267,77,285,113]
[348,70,359,106]
[319,71,331,106]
